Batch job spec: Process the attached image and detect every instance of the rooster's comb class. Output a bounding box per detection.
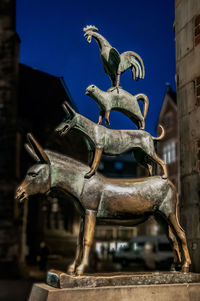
[83,25,98,33]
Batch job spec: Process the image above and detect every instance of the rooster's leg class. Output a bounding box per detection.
[116,73,120,87]
[110,74,120,93]
[115,74,120,93]
[111,78,115,87]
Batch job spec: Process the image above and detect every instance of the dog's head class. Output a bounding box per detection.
[55,102,77,136]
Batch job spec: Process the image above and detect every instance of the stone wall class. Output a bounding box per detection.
[175,0,200,272]
[0,0,20,265]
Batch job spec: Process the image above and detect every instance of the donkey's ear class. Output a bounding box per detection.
[27,133,50,164]
[63,101,76,116]
[25,143,40,162]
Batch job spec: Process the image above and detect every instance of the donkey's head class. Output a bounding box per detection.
[55,102,77,136]
[83,25,98,43]
[15,134,51,203]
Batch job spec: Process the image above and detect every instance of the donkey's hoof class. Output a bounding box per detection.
[76,265,84,276]
[67,265,75,274]
[162,175,168,179]
[170,264,177,272]
[182,265,190,273]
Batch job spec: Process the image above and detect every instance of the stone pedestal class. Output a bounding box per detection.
[29,282,200,301]
[46,269,200,288]
[28,270,200,301]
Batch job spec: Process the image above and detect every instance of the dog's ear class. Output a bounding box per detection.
[62,102,69,114]
[63,101,76,116]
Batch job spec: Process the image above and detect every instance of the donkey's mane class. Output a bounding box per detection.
[45,149,94,175]
[45,149,162,185]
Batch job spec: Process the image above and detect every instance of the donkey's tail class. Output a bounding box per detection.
[152,124,165,140]
[135,93,149,120]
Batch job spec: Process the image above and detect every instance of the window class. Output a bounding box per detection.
[163,141,176,164]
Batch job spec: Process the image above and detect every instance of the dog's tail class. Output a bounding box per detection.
[152,124,165,140]
[135,93,149,120]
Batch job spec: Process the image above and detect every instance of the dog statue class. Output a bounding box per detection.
[55,102,167,179]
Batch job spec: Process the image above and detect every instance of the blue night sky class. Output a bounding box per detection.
[16,0,176,135]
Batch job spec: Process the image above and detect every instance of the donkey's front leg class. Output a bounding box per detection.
[85,148,103,178]
[76,210,96,276]
[67,218,84,274]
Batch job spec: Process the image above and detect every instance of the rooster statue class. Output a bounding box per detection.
[83,25,145,89]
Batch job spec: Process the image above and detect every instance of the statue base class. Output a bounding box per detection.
[29,281,200,301]
[46,269,200,288]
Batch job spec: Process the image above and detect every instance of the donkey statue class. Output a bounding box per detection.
[15,134,191,275]
[55,102,167,179]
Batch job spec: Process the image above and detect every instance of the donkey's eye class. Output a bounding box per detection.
[28,172,38,177]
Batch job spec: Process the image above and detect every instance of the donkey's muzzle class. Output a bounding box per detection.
[15,187,28,203]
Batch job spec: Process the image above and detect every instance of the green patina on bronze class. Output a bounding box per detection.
[55,102,167,179]
[83,25,145,88]
[15,134,191,276]
[85,84,149,129]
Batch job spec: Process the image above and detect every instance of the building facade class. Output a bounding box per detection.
[175,0,200,272]
[0,0,20,275]
[156,85,178,190]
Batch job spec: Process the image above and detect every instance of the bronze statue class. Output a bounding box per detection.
[15,134,191,276]
[55,102,167,179]
[85,84,149,129]
[83,25,145,89]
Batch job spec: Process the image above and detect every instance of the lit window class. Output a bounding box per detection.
[163,141,176,164]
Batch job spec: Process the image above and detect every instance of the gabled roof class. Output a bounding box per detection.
[18,63,78,132]
[157,84,177,126]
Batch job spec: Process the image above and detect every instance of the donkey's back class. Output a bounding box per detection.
[81,175,174,219]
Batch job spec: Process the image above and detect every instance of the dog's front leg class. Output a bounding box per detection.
[84,147,103,178]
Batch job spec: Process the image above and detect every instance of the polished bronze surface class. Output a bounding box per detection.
[55,103,167,178]
[83,25,145,88]
[14,24,193,285]
[16,134,191,275]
